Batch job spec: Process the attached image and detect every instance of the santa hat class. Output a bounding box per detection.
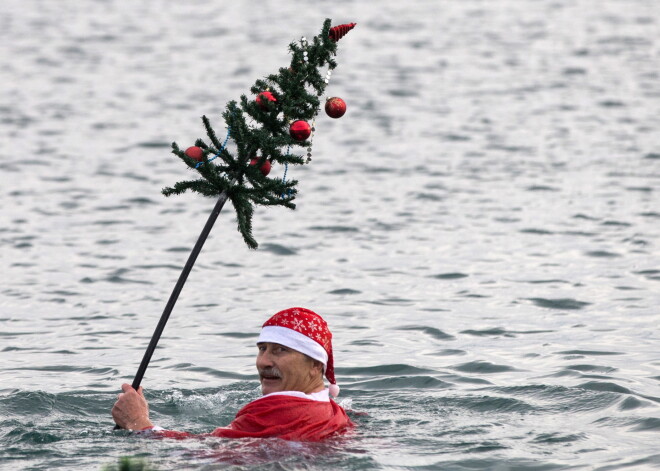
[257,307,340,398]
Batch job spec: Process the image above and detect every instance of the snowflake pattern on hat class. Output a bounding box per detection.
[265,309,331,345]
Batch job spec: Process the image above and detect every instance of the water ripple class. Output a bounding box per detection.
[527,298,591,310]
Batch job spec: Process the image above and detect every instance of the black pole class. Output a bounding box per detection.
[114,192,229,429]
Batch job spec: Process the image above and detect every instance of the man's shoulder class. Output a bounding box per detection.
[234,389,339,423]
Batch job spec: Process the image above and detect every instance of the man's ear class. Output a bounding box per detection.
[311,359,324,375]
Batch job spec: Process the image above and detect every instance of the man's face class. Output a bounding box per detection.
[256,342,322,395]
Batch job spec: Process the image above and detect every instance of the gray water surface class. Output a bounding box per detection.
[1,1,659,470]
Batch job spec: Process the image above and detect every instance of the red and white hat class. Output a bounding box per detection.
[257,307,340,397]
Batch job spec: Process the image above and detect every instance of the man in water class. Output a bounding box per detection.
[112,307,352,441]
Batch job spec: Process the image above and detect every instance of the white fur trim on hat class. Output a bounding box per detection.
[258,325,328,366]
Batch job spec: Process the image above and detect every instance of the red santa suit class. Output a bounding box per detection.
[143,389,352,442]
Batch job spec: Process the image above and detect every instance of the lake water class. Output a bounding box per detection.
[1,0,659,469]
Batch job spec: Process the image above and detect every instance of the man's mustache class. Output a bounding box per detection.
[259,367,282,379]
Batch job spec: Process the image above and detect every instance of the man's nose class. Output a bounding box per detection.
[256,351,274,368]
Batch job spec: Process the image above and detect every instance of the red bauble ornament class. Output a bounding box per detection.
[250,158,271,176]
[184,146,204,162]
[329,23,356,42]
[325,97,346,119]
[256,91,277,110]
[289,120,312,141]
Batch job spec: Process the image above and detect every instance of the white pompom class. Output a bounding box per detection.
[329,383,340,398]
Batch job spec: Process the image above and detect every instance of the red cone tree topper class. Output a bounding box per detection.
[329,23,356,42]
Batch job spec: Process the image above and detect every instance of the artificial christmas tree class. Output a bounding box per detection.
[163,18,355,249]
